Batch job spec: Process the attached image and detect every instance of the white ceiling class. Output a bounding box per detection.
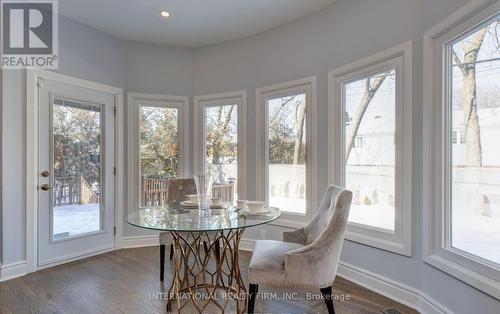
[59,0,336,48]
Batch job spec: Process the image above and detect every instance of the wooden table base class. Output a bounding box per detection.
[167,229,247,313]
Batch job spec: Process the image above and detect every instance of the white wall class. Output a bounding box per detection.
[2,0,500,313]
[1,16,194,263]
[2,16,127,265]
[122,42,194,237]
[192,0,499,313]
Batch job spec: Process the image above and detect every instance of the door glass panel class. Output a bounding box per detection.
[205,104,238,201]
[267,93,307,214]
[52,98,103,240]
[139,106,178,206]
[344,68,396,231]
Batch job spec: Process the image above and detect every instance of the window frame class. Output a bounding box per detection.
[127,92,189,211]
[328,42,413,256]
[193,90,247,199]
[255,77,317,225]
[423,0,500,299]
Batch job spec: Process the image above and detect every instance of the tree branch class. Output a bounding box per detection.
[452,49,466,75]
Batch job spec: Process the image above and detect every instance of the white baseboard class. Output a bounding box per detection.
[337,261,451,314]
[0,236,158,282]
[239,238,449,314]
[122,235,159,248]
[0,261,27,282]
[38,245,115,270]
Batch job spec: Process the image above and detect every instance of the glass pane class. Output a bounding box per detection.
[449,16,500,265]
[205,104,238,201]
[52,99,102,240]
[267,93,306,214]
[140,106,178,206]
[344,68,396,231]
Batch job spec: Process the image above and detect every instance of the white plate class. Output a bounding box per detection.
[180,201,225,210]
[240,207,273,214]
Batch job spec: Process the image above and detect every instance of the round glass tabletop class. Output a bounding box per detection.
[126,206,281,232]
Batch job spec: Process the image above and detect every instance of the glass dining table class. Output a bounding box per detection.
[127,206,281,313]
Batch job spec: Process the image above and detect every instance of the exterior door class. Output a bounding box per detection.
[37,78,115,268]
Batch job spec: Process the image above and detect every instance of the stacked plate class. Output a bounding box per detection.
[236,201,274,215]
[180,200,198,209]
[180,201,225,210]
[240,207,273,214]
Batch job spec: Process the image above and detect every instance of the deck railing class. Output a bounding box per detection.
[140,176,236,206]
[141,176,169,206]
[54,176,99,206]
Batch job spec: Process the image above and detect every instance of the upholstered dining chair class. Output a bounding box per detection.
[159,178,197,281]
[247,185,352,314]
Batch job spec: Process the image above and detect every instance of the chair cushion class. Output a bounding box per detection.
[248,240,303,285]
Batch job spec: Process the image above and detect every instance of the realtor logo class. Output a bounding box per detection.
[1,0,58,69]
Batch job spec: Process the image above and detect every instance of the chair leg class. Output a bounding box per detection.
[169,243,174,260]
[247,284,258,314]
[214,239,220,260]
[159,244,165,282]
[320,286,335,314]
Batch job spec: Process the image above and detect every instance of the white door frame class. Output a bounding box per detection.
[26,68,124,273]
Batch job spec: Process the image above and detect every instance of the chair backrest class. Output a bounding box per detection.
[304,185,352,245]
[284,185,352,287]
[166,178,197,205]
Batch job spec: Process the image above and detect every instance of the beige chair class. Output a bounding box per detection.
[247,185,352,314]
[159,178,197,281]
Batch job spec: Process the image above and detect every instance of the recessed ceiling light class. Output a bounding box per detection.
[160,10,170,18]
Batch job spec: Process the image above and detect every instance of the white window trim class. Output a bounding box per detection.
[255,77,318,225]
[193,90,248,199]
[127,92,189,211]
[328,42,413,256]
[423,0,500,299]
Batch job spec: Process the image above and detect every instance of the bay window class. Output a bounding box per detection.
[194,91,247,200]
[424,1,500,299]
[127,93,189,208]
[329,43,412,255]
[256,77,317,223]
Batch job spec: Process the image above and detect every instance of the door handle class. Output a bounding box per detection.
[40,184,54,191]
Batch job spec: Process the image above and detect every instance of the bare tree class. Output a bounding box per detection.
[267,96,307,165]
[293,99,306,164]
[345,73,390,160]
[269,96,298,125]
[140,107,178,177]
[206,105,237,182]
[452,27,488,167]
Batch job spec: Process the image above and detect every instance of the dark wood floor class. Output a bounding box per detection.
[0,247,417,314]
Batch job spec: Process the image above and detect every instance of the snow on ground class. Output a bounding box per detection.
[53,204,100,238]
[270,197,306,214]
[453,213,500,264]
[348,205,500,264]
[276,199,500,265]
[53,200,500,266]
[348,204,395,231]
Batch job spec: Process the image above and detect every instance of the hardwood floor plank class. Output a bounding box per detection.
[0,247,418,314]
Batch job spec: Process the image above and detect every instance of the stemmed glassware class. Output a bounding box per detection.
[194,174,213,211]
